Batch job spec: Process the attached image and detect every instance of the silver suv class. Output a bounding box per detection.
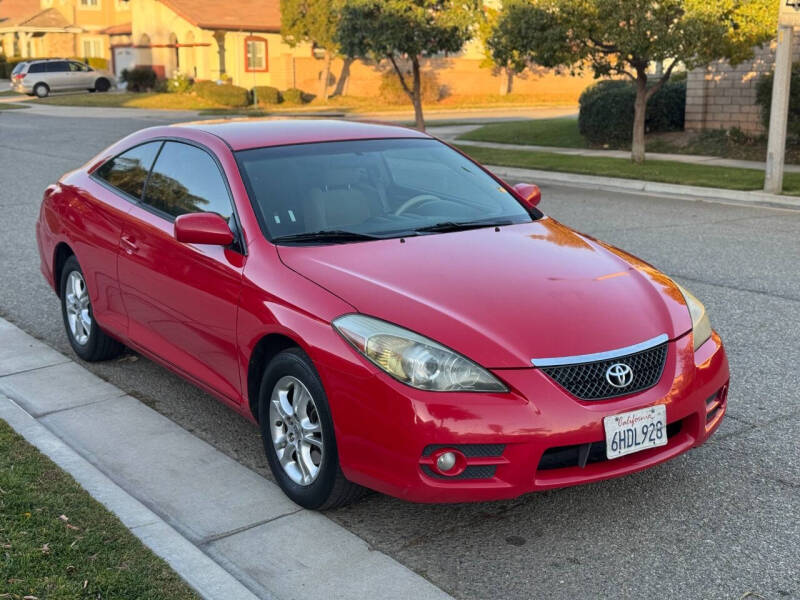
[11,59,116,98]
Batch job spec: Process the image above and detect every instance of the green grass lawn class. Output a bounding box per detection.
[0,420,198,600]
[0,103,30,110]
[29,90,575,114]
[459,117,586,148]
[456,144,800,196]
[29,92,223,110]
[460,117,800,167]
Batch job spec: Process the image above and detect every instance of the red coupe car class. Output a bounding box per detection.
[36,119,729,509]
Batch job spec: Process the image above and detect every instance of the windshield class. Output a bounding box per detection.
[235,138,531,243]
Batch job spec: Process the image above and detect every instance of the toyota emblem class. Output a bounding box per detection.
[605,363,634,388]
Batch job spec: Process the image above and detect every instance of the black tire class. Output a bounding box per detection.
[94,78,110,92]
[258,348,366,510]
[59,255,124,361]
[33,83,49,98]
[88,88,97,93]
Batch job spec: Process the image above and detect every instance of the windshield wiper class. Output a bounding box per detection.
[414,219,514,234]
[271,229,383,244]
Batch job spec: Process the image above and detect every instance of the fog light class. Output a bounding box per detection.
[436,451,457,472]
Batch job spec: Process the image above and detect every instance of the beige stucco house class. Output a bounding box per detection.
[2,0,593,102]
[0,0,132,67]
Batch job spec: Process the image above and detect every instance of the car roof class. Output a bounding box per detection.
[174,118,431,151]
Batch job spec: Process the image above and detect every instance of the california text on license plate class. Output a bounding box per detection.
[603,405,667,460]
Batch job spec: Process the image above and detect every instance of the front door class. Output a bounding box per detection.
[117,140,245,403]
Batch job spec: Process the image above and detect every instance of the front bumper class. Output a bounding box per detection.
[325,331,729,503]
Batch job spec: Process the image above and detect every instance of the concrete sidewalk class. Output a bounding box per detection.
[430,124,800,174]
[0,317,452,600]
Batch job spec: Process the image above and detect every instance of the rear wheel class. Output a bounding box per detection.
[33,83,49,98]
[60,255,124,361]
[258,348,366,509]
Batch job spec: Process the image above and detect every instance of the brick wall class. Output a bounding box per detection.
[685,32,800,135]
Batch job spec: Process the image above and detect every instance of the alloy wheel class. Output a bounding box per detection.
[65,271,91,346]
[269,375,324,485]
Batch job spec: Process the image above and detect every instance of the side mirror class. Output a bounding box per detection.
[512,183,542,210]
[174,212,234,246]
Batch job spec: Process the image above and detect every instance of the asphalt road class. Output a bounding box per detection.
[1,108,798,600]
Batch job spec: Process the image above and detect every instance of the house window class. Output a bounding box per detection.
[245,37,267,72]
[115,0,130,10]
[82,37,104,58]
[80,0,100,8]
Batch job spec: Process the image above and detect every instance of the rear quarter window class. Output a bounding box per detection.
[94,142,162,200]
[27,63,46,74]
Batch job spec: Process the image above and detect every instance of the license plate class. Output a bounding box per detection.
[604,405,667,460]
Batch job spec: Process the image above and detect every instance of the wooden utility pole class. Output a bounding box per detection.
[764,3,798,194]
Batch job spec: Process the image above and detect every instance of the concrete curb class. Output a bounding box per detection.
[0,317,453,600]
[0,395,262,600]
[485,165,800,210]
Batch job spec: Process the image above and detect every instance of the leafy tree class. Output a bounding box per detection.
[336,0,480,130]
[483,0,569,95]
[478,6,515,95]
[280,0,352,100]
[496,0,776,162]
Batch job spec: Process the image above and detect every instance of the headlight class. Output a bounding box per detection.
[333,314,507,392]
[676,284,712,351]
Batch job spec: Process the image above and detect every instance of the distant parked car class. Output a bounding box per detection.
[11,59,115,98]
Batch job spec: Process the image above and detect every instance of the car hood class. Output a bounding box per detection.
[277,218,693,368]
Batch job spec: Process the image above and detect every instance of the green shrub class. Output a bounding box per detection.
[253,85,281,104]
[193,80,250,107]
[85,57,108,70]
[578,78,687,146]
[379,70,441,105]
[121,66,157,92]
[282,87,309,104]
[756,62,800,141]
[166,72,192,94]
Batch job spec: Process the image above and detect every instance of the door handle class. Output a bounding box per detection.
[121,234,138,254]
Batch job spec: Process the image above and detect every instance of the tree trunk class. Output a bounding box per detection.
[411,57,425,131]
[332,56,353,97]
[499,67,513,96]
[320,50,332,102]
[631,73,648,164]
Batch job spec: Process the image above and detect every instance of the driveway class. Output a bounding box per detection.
[0,109,797,600]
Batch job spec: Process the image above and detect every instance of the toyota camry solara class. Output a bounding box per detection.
[36,119,729,509]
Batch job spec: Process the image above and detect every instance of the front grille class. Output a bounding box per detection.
[538,419,682,470]
[541,343,668,400]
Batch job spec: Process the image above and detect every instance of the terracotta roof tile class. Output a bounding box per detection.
[159,0,281,32]
[18,7,71,28]
[0,0,42,26]
[102,21,132,35]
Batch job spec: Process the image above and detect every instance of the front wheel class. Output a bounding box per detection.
[60,255,124,361]
[94,78,110,92]
[258,348,366,509]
